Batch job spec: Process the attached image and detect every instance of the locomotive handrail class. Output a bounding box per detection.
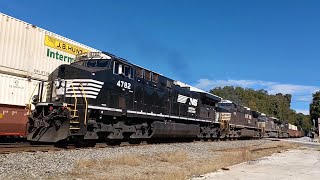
[27,82,41,114]
[70,82,78,117]
[41,84,46,103]
[79,83,88,125]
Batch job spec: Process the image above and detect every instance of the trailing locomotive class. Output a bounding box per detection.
[27,52,302,146]
[216,100,290,138]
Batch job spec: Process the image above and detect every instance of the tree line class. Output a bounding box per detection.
[210,86,313,134]
[310,91,320,134]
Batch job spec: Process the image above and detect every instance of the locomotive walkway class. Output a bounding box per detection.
[193,139,320,180]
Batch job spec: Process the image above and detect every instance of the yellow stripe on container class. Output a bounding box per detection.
[44,35,89,55]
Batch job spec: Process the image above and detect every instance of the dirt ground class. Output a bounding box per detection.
[192,147,320,180]
[192,139,320,180]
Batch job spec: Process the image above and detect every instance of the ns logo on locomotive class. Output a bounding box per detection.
[27,52,295,146]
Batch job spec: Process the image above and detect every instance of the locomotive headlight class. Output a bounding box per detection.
[54,79,62,88]
[54,79,65,95]
[54,96,60,102]
[32,95,39,103]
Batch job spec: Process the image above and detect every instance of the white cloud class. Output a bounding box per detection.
[295,109,310,115]
[195,79,276,90]
[267,84,319,95]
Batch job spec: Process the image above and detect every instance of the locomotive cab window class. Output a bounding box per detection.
[145,70,151,81]
[87,60,97,67]
[113,61,133,79]
[152,73,159,83]
[96,60,109,67]
[73,60,110,68]
[72,61,84,66]
[136,68,144,78]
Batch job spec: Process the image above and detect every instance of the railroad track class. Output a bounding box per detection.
[0,138,268,155]
[0,139,251,154]
[0,143,59,154]
[0,141,143,154]
[0,140,195,154]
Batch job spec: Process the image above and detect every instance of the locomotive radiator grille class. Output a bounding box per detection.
[219,113,231,130]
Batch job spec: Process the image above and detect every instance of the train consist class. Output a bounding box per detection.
[25,52,303,146]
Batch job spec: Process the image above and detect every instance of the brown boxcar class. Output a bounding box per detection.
[0,105,28,137]
[288,129,303,138]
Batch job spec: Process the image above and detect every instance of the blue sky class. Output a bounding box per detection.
[1,0,320,114]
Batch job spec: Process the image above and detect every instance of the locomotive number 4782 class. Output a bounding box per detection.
[117,80,131,90]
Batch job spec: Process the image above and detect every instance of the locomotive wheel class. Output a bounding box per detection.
[74,137,96,148]
[54,139,68,148]
[128,139,141,145]
[29,141,41,145]
[106,139,121,146]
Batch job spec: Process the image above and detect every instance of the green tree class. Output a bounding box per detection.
[310,91,320,128]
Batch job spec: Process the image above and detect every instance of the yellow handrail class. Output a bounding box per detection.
[70,82,78,117]
[79,83,88,125]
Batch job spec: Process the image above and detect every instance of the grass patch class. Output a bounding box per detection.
[55,141,299,180]
[156,150,188,163]
[103,154,144,166]
[76,154,144,168]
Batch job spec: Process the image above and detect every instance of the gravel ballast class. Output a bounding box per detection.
[0,140,295,180]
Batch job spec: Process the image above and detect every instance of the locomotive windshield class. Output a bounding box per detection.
[86,60,110,67]
[72,59,111,68]
[72,52,112,68]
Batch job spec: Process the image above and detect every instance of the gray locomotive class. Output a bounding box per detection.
[27,52,298,146]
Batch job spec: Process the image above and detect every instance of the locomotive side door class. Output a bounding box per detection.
[133,67,145,112]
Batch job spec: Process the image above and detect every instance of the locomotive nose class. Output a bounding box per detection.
[27,104,71,142]
[27,121,70,142]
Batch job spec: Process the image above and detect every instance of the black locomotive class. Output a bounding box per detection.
[27,52,299,146]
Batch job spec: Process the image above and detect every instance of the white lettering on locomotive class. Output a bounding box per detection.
[117,80,131,90]
[177,94,198,107]
[188,107,196,113]
[189,98,198,106]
